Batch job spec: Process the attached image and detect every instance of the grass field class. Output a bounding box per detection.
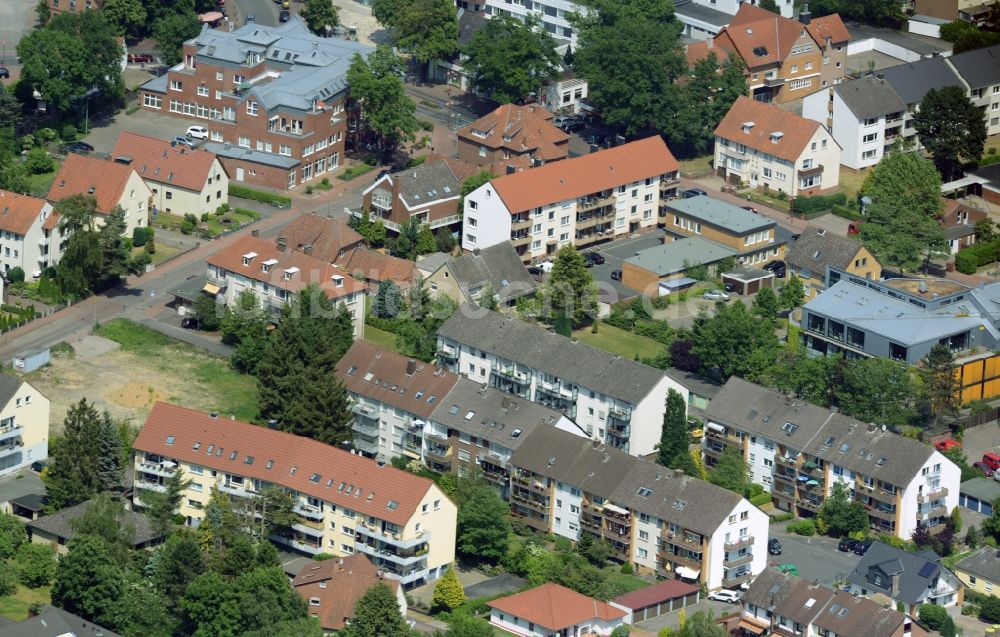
[678,154,713,177]
[572,323,666,360]
[0,585,51,621]
[838,165,868,201]
[363,325,403,353]
[26,164,60,198]
[132,243,182,266]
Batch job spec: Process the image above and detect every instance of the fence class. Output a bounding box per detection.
[959,407,1000,430]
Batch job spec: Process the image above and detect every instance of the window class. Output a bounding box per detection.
[862,149,878,160]
[468,200,477,210]
[279,145,291,156]
[197,85,209,97]
[862,132,878,143]
[170,80,182,91]
[466,234,476,245]
[143,94,162,109]
[467,217,477,228]
[789,78,813,91]
[805,61,813,70]
[238,136,250,148]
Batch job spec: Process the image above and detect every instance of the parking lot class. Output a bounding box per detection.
[769,528,861,587]
[580,229,667,302]
[81,108,208,155]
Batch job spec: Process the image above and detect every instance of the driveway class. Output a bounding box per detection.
[82,109,208,154]
[0,0,35,69]
[584,230,667,302]
[768,529,861,587]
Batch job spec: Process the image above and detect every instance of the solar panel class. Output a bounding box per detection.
[918,562,937,578]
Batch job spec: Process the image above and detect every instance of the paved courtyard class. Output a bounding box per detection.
[82,108,208,154]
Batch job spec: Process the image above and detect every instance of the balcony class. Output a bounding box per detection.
[577,195,615,212]
[797,164,823,176]
[917,487,948,503]
[776,455,798,467]
[538,381,577,401]
[798,499,821,512]
[135,478,167,493]
[438,344,458,360]
[724,536,754,551]
[482,468,509,485]
[355,541,428,567]
[724,571,753,586]
[511,491,549,513]
[293,503,324,520]
[426,443,451,461]
[924,504,948,518]
[666,553,703,571]
[763,75,785,87]
[353,420,378,436]
[609,405,632,421]
[355,522,431,549]
[665,531,703,550]
[292,519,324,535]
[275,536,323,555]
[512,474,548,494]
[137,459,177,478]
[352,403,377,418]
[491,366,530,384]
[266,125,314,140]
[512,215,531,229]
[218,482,253,498]
[869,507,896,521]
[724,553,754,568]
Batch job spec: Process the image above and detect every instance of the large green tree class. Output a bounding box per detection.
[100,0,147,38]
[51,535,125,627]
[394,0,457,69]
[859,149,946,272]
[817,481,869,537]
[669,54,747,157]
[372,279,403,319]
[808,0,901,26]
[13,543,56,588]
[347,47,420,159]
[371,0,404,27]
[674,611,729,637]
[301,0,340,35]
[913,86,987,181]
[395,282,457,361]
[456,477,510,564]
[153,12,202,66]
[45,399,108,510]
[834,356,916,426]
[0,513,26,560]
[656,389,688,470]
[707,445,749,495]
[222,289,269,374]
[691,301,780,382]
[153,531,206,609]
[0,84,22,131]
[542,244,598,327]
[462,15,560,103]
[341,582,415,637]
[921,344,960,425]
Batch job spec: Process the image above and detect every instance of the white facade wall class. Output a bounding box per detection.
[0,204,63,278]
[490,610,623,637]
[462,183,512,253]
[483,0,581,43]
[116,171,153,237]
[627,376,687,457]
[0,381,49,477]
[552,481,583,540]
[898,450,961,540]
[714,127,839,195]
[147,157,229,218]
[746,435,778,492]
[707,500,769,590]
[966,82,1000,136]
[632,515,661,572]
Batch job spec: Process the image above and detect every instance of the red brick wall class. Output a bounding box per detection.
[218,156,292,191]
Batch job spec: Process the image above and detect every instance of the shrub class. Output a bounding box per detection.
[831,204,862,221]
[407,155,428,168]
[955,240,1000,274]
[132,226,154,247]
[60,123,78,142]
[620,561,633,575]
[5,267,24,284]
[227,184,292,207]
[791,192,847,218]
[363,153,378,166]
[419,119,434,131]
[305,185,314,194]
[125,105,139,115]
[788,519,816,536]
[750,492,772,506]
[25,147,54,174]
[981,595,1000,623]
[917,603,948,631]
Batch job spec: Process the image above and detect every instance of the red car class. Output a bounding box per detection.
[128,53,154,64]
[934,439,961,453]
[847,222,863,235]
[974,461,995,477]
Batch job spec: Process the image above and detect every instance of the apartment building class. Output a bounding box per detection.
[784,227,881,299]
[955,547,1000,599]
[133,402,457,586]
[847,541,962,612]
[277,212,365,262]
[47,0,100,15]
[462,136,680,262]
[111,132,229,217]
[361,156,476,236]
[457,104,569,171]
[714,96,840,196]
[506,425,768,590]
[139,17,371,191]
[47,153,152,238]
[704,377,961,539]
[206,235,367,339]
[714,4,850,104]
[0,191,63,278]
[0,374,48,477]
[662,196,784,267]
[436,306,688,456]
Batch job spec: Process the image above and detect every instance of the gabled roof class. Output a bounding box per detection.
[48,154,139,215]
[715,96,822,163]
[832,75,908,120]
[487,136,678,214]
[134,402,437,526]
[458,104,569,162]
[278,212,365,263]
[880,57,964,106]
[785,227,869,275]
[487,583,626,630]
[0,606,123,637]
[292,554,400,631]
[814,589,916,637]
[446,241,537,304]
[336,247,418,289]
[717,4,808,68]
[364,156,476,211]
[28,499,162,547]
[0,374,23,410]
[955,546,1000,584]
[112,132,221,191]
[848,542,943,605]
[335,341,459,419]
[945,43,1000,90]
[805,14,851,45]
[685,40,732,67]
[0,191,50,235]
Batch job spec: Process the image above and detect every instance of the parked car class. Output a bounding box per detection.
[552,114,577,128]
[562,121,586,133]
[181,317,199,329]
[0,66,9,80]
[586,134,606,146]
[128,53,154,64]
[246,12,256,22]
[64,141,95,154]
[763,260,787,278]
[707,589,741,603]
[848,221,862,235]
[974,461,995,477]
[31,459,49,473]
[526,266,545,282]
[837,538,858,552]
[853,540,873,556]
[768,539,782,555]
[934,439,961,453]
[584,251,605,265]
[172,136,196,148]
[983,452,1000,472]
[279,9,291,21]
[703,289,730,301]
[681,188,707,198]
[611,270,623,281]
[186,125,209,139]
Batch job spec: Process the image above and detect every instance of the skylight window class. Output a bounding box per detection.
[166,435,175,445]
[782,422,798,434]
[824,436,835,446]
[229,450,238,460]
[207,445,215,454]
[266,459,274,469]
[387,500,398,510]
[427,395,437,404]
[753,46,768,57]
[310,473,321,483]
[215,447,223,456]
[338,482,346,491]
[839,442,851,453]
[511,428,522,438]
[245,456,255,465]
[465,411,476,420]
[193,442,201,450]
[449,404,460,415]
[415,391,424,399]
[347,365,358,375]
[290,466,297,475]
[637,487,653,497]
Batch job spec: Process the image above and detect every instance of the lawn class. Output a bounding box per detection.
[132,243,182,266]
[678,154,713,178]
[572,323,666,360]
[26,164,60,198]
[838,165,867,202]
[941,549,973,570]
[363,325,403,353]
[152,208,259,238]
[0,585,51,621]
[338,162,376,181]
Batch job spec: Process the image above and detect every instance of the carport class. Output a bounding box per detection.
[611,579,700,623]
[960,478,1000,515]
[722,267,774,296]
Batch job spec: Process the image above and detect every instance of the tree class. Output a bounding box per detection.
[913,86,987,181]
[834,357,916,426]
[416,223,438,255]
[45,399,103,510]
[69,495,136,565]
[153,12,202,66]
[94,412,125,493]
[779,274,805,310]
[543,244,598,326]
[347,47,419,158]
[13,543,57,588]
[809,0,901,26]
[302,0,339,34]
[35,0,50,25]
[478,283,498,311]
[981,595,1000,623]
[436,228,456,253]
[656,389,688,469]
[674,610,728,637]
[669,54,747,157]
[462,14,560,103]
[818,481,868,537]
[55,194,98,235]
[939,615,958,637]
[707,446,749,495]
[372,279,403,319]
[859,149,946,272]
[371,0,404,27]
[193,294,222,331]
[178,570,243,636]
[921,344,960,424]
[393,0,457,69]
[395,285,457,362]
[51,535,124,626]
[758,0,780,11]
[153,531,206,608]
[917,604,948,631]
[221,289,267,345]
[0,84,22,132]
[197,487,242,555]
[751,287,780,322]
[456,482,510,564]
[340,582,414,637]
[982,496,1000,542]
[432,564,466,612]
[692,301,780,381]
[0,513,26,560]
[142,469,190,537]
[441,613,495,637]
[100,0,147,37]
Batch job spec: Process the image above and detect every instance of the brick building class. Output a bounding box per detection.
[456,104,569,171]
[139,17,371,191]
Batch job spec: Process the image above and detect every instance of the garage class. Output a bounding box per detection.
[961,478,1000,515]
[722,267,775,296]
[610,579,700,623]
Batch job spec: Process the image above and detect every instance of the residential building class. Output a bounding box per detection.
[47,0,100,15]
[941,200,986,254]
[0,191,63,278]
[291,554,407,632]
[429,9,489,91]
[361,156,476,235]
[206,235,367,338]
[914,0,992,22]
[335,248,419,297]
[111,131,229,217]
[714,95,840,195]
[0,606,121,637]
[667,368,722,416]
[662,195,784,267]
[507,426,770,589]
[620,236,737,296]
[942,44,1000,136]
[488,583,627,637]
[784,226,881,298]
[462,136,680,261]
[437,306,689,455]
[47,153,152,237]
[277,212,365,262]
[714,4,850,104]
[955,547,1000,597]
[425,241,537,308]
[846,542,962,613]
[139,17,372,191]
[0,375,47,478]
[704,377,961,539]
[456,104,569,170]
[29,499,163,555]
[132,402,457,586]
[740,568,927,637]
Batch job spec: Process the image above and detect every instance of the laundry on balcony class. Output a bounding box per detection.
[675,566,700,580]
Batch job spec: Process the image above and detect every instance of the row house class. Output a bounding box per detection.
[714,4,850,104]
[0,375,49,478]
[436,305,689,456]
[456,104,568,170]
[507,425,769,590]
[48,153,152,239]
[703,377,960,539]
[662,195,784,267]
[0,191,64,278]
[714,96,840,196]
[206,235,367,339]
[132,402,457,587]
[461,136,680,262]
[139,17,371,191]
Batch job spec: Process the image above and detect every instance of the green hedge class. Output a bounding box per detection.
[228,184,292,207]
[956,240,1000,274]
[831,204,863,221]
[750,492,772,506]
[233,207,261,220]
[791,192,847,217]
[788,519,816,536]
[1,304,36,319]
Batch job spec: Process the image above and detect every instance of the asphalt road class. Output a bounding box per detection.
[0,0,36,70]
[768,529,861,587]
[232,0,282,27]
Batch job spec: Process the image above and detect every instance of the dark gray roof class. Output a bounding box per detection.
[10,493,46,512]
[416,252,451,275]
[833,75,906,119]
[457,9,489,46]
[396,160,463,208]
[946,44,1000,89]
[140,74,169,95]
[0,606,122,637]
[848,542,942,605]
[202,142,300,169]
[960,477,1000,503]
[787,229,868,277]
[510,427,632,500]
[944,224,976,241]
[673,1,732,27]
[742,568,808,611]
[665,368,722,401]
[0,469,45,505]
[722,266,773,282]
[0,374,23,410]
[845,22,952,57]
[447,242,538,304]
[28,500,163,547]
[438,306,669,405]
[955,547,1000,583]
[624,237,737,276]
[167,273,209,304]
[880,57,964,106]
[664,196,774,235]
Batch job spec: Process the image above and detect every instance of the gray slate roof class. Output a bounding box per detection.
[665,368,721,401]
[848,542,942,605]
[960,477,1000,503]
[673,1,732,27]
[946,44,1000,89]
[28,499,162,547]
[0,374,22,410]
[880,56,964,106]
[437,306,669,405]
[447,242,537,304]
[833,76,909,120]
[785,228,868,276]
[416,252,451,275]
[0,606,122,637]
[394,160,464,209]
[457,9,489,46]
[664,196,774,234]
[624,237,736,276]
[203,142,300,169]
[955,547,1000,583]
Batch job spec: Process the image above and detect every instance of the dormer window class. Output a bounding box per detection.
[771,132,784,143]
[332,275,344,288]
[262,258,278,273]
[283,266,299,281]
[742,122,755,134]
[242,252,257,266]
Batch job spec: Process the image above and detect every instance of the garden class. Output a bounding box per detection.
[151,204,261,239]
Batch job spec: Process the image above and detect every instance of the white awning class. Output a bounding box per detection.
[676,566,700,580]
[941,174,986,192]
[707,422,726,433]
[603,503,629,516]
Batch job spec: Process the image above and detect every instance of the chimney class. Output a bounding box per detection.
[251,229,259,238]
[406,359,417,376]
[799,4,811,24]
[304,245,313,256]
[918,280,928,294]
[276,237,287,252]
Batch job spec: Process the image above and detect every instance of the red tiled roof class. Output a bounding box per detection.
[335,248,418,290]
[717,4,809,69]
[278,213,366,264]
[459,104,569,162]
[207,236,367,301]
[685,40,732,67]
[0,190,50,235]
[489,136,678,214]
[42,213,60,231]
[293,554,401,631]
[134,402,437,526]
[48,153,137,215]
[611,579,699,610]
[489,583,627,630]
[806,14,850,45]
[112,132,222,192]
[714,95,821,163]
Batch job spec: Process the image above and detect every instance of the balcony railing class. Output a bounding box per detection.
[135,478,167,493]
[511,492,549,512]
[354,541,428,566]
[577,195,615,212]
[292,519,324,535]
[665,531,703,550]
[492,366,530,383]
[439,344,458,358]
[724,553,754,568]
[137,460,176,478]
[293,503,324,520]
[724,536,753,551]
[355,522,430,549]
[917,487,948,503]
[353,421,378,436]
[724,571,753,585]
[609,406,632,420]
